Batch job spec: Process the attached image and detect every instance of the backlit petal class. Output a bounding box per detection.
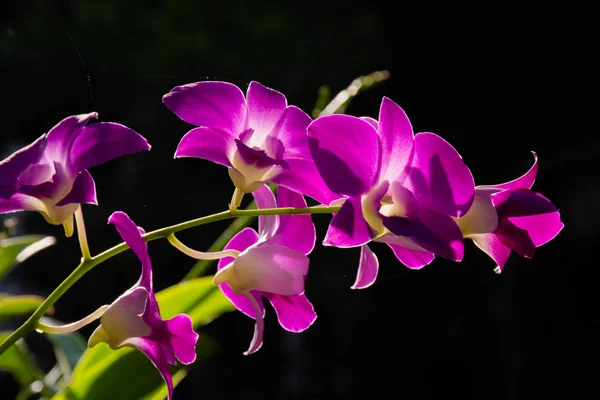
[324,195,375,248]
[174,127,234,167]
[162,81,247,134]
[378,97,414,181]
[245,81,287,146]
[403,132,475,217]
[308,114,380,196]
[265,292,316,332]
[352,244,379,289]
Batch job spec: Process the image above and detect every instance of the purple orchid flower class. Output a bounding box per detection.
[88,212,199,400]
[162,80,337,206]
[213,185,317,355]
[455,153,564,271]
[307,97,475,288]
[0,113,150,236]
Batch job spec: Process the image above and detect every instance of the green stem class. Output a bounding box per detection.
[0,204,340,355]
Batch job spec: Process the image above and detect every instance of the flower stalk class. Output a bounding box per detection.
[0,204,340,355]
[35,305,109,334]
[75,206,92,261]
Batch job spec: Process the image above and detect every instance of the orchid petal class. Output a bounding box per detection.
[0,199,23,214]
[56,170,97,206]
[70,122,150,173]
[174,127,234,167]
[481,152,538,190]
[494,218,535,258]
[455,189,498,237]
[162,81,247,134]
[378,97,414,181]
[308,114,380,197]
[324,195,375,248]
[0,135,46,197]
[360,116,379,129]
[252,185,278,239]
[265,105,312,159]
[215,245,309,296]
[273,157,340,205]
[386,244,434,269]
[245,81,287,145]
[265,292,316,332]
[382,209,464,261]
[470,233,512,270]
[492,189,563,246]
[123,337,174,400]
[16,163,54,187]
[217,228,266,319]
[163,314,199,365]
[92,287,152,349]
[108,211,152,290]
[352,244,379,289]
[404,132,475,217]
[243,293,265,355]
[45,113,98,164]
[270,186,316,254]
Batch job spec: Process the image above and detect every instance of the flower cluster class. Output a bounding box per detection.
[0,80,563,398]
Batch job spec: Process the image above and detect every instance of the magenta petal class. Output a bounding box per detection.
[0,135,46,198]
[252,185,277,239]
[45,113,98,163]
[163,314,199,365]
[387,244,434,269]
[245,81,287,145]
[0,199,23,214]
[229,245,309,295]
[352,244,379,289]
[217,228,266,319]
[481,152,538,190]
[125,337,174,400]
[494,219,535,258]
[70,122,150,173]
[361,116,379,129]
[274,158,340,206]
[492,189,563,247]
[174,127,233,167]
[108,211,152,290]
[404,132,475,217]
[270,186,316,255]
[266,106,312,159]
[470,233,512,270]
[382,209,464,261]
[265,292,316,332]
[162,81,247,134]
[243,293,265,355]
[324,195,375,248]
[378,97,414,181]
[308,114,380,197]
[16,163,54,187]
[56,170,97,206]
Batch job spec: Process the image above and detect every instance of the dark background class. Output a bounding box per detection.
[1,2,597,399]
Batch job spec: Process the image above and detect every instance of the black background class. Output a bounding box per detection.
[1,2,597,399]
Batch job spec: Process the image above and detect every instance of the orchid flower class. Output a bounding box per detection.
[0,113,150,236]
[455,153,563,271]
[88,212,199,399]
[212,185,317,355]
[162,80,337,208]
[307,97,475,288]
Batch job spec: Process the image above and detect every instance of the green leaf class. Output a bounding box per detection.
[0,235,56,280]
[0,294,52,322]
[0,331,41,386]
[46,328,87,382]
[52,276,234,400]
[139,369,187,400]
